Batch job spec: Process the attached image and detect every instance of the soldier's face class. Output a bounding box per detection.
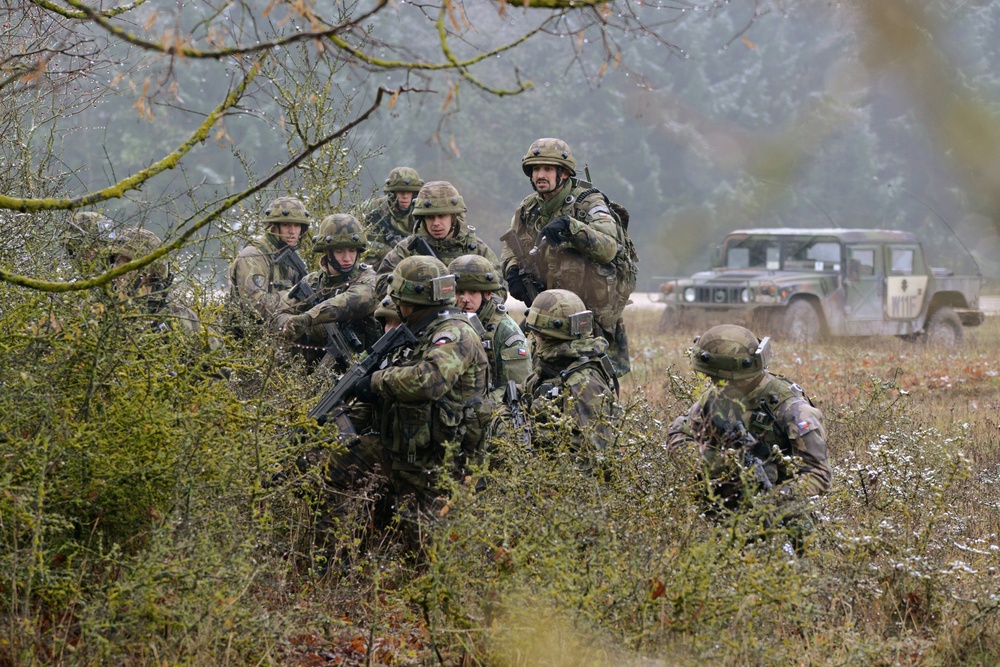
[330,247,358,271]
[456,289,484,313]
[275,222,303,247]
[424,214,455,239]
[395,192,414,210]
[531,165,560,198]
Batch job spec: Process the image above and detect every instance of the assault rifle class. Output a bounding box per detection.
[504,380,531,447]
[366,208,406,247]
[712,415,774,492]
[272,244,309,286]
[410,235,438,259]
[287,277,364,370]
[499,228,544,305]
[307,323,418,431]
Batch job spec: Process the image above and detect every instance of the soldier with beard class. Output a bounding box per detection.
[501,138,637,377]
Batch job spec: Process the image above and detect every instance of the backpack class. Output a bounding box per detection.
[573,188,639,309]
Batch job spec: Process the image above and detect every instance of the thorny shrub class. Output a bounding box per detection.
[3,295,1000,665]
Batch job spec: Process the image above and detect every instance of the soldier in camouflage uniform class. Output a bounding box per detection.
[501,138,634,377]
[228,196,312,324]
[376,181,505,301]
[345,255,492,518]
[276,214,381,365]
[667,325,830,520]
[448,255,531,400]
[521,289,619,465]
[108,227,224,353]
[63,211,114,273]
[358,166,424,266]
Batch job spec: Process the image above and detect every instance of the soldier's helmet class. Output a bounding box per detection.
[111,227,171,284]
[262,196,311,232]
[690,324,769,381]
[389,255,456,307]
[374,296,401,323]
[521,138,577,177]
[63,211,113,256]
[412,181,466,216]
[524,289,593,341]
[384,167,424,193]
[448,255,502,293]
[311,214,367,253]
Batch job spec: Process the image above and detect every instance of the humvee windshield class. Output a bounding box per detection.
[724,235,842,271]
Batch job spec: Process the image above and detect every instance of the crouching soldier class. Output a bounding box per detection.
[448,254,531,401]
[667,325,831,545]
[521,289,619,471]
[276,214,381,369]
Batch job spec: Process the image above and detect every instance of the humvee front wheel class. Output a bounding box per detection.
[924,306,963,346]
[782,300,821,344]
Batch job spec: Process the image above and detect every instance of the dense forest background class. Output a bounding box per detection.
[5,0,999,291]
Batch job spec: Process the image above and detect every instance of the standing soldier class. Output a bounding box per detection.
[501,138,636,377]
[276,214,381,366]
[448,255,531,400]
[229,196,312,325]
[345,255,492,519]
[359,166,424,266]
[521,289,619,467]
[376,181,504,301]
[666,325,830,535]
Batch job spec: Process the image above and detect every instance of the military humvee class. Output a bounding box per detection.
[657,228,984,344]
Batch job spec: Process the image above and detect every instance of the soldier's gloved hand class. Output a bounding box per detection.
[351,375,379,403]
[539,216,572,244]
[506,267,532,305]
[273,313,293,335]
[283,313,312,339]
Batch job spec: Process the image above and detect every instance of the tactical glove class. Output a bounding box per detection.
[351,375,378,403]
[276,312,312,339]
[539,215,572,245]
[506,266,531,304]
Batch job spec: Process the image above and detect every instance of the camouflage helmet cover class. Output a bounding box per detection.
[384,166,424,193]
[521,137,577,177]
[389,255,456,306]
[448,254,502,292]
[262,196,311,231]
[63,211,113,254]
[311,214,367,252]
[374,296,401,323]
[690,324,769,381]
[112,227,170,282]
[412,181,466,216]
[525,288,593,341]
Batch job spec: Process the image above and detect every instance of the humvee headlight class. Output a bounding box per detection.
[740,288,752,303]
[684,287,696,302]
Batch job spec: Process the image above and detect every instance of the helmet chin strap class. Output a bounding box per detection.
[324,253,355,275]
